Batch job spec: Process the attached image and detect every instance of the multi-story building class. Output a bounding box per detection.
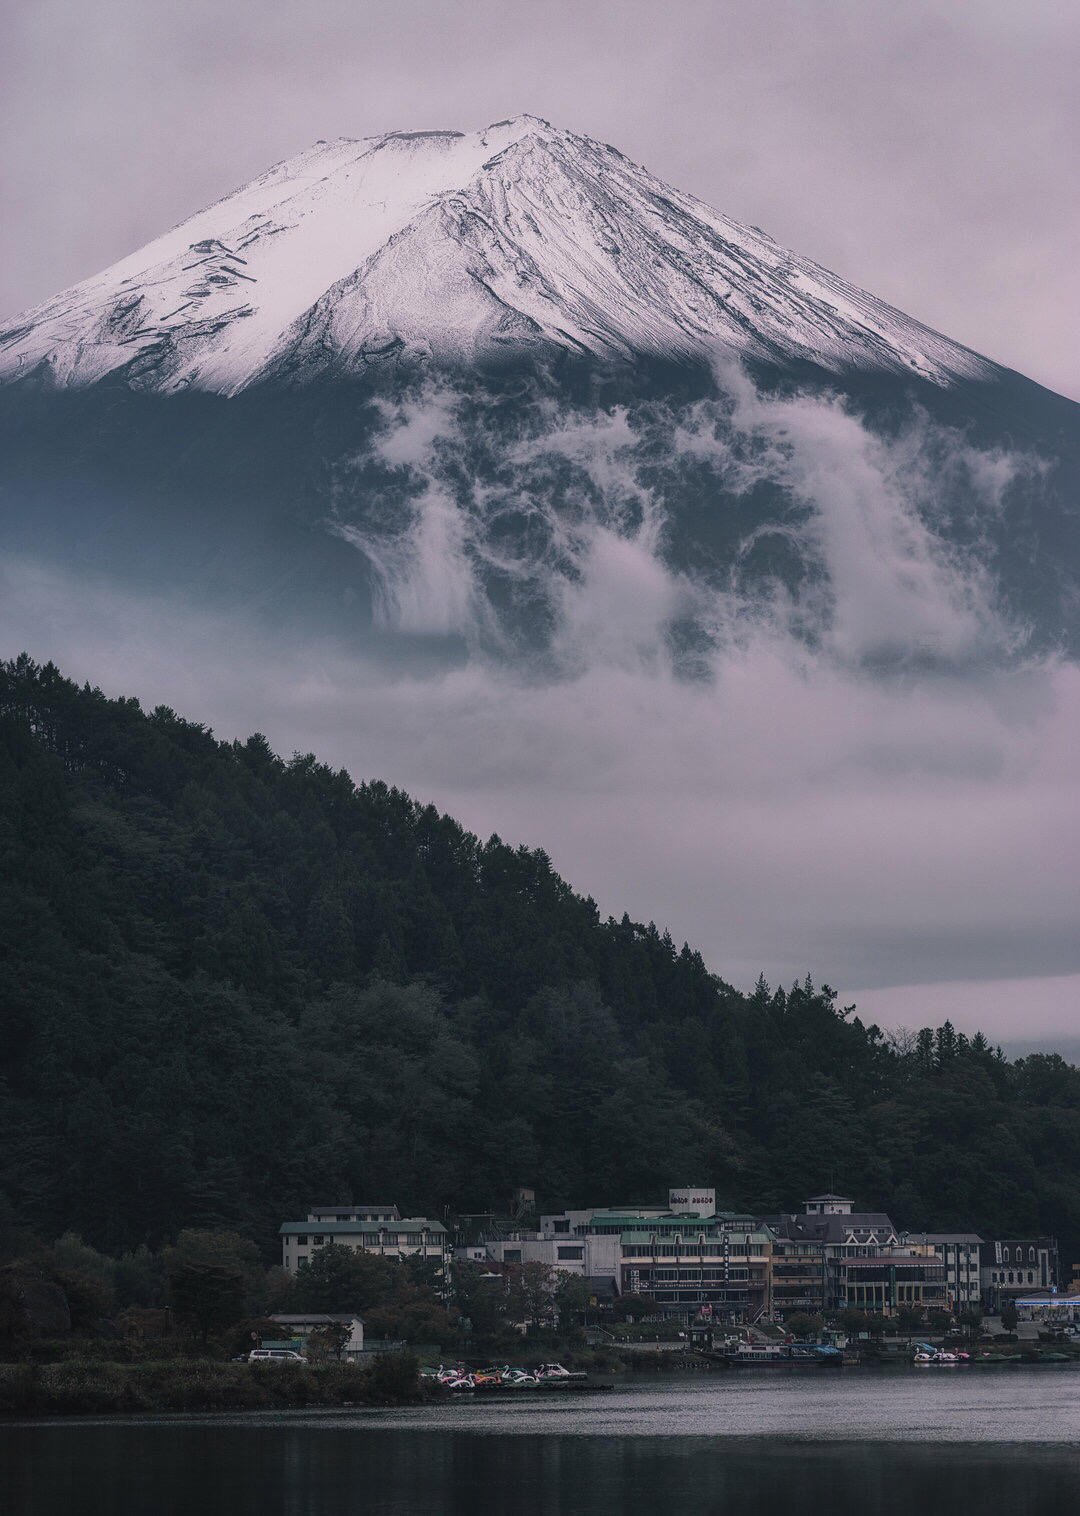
[920,1234,983,1312]
[508,1190,772,1321]
[762,1194,945,1316]
[980,1238,1059,1311]
[469,1231,621,1281]
[833,1251,947,1314]
[768,1234,828,1317]
[617,1214,774,1320]
[279,1206,450,1274]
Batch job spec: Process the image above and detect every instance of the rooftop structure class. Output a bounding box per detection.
[804,1194,853,1216]
[307,1205,400,1222]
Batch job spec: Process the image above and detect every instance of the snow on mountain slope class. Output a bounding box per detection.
[0,116,999,395]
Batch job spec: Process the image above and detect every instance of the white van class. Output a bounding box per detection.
[248,1348,306,1363]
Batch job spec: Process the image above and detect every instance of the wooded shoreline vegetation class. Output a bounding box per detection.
[4,653,1080,1283]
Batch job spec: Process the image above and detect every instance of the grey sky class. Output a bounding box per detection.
[3,0,1079,400]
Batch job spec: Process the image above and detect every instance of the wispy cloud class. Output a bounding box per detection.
[326,371,1035,673]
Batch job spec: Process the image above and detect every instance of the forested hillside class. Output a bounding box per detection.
[3,654,1079,1266]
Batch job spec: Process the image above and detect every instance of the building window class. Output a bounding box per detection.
[504,1249,522,1263]
[405,1234,422,1246]
[1028,1271,1034,1284]
[557,1246,584,1261]
[1029,1247,1036,1263]
[296,1236,309,1246]
[313,1236,325,1246]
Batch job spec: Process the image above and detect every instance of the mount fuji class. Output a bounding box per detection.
[0,116,1077,665]
[0,115,1000,393]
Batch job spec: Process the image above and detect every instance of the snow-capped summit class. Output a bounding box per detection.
[0,115,998,394]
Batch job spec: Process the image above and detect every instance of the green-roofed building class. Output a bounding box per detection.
[617,1218,776,1321]
[537,1193,777,1322]
[279,1207,450,1273]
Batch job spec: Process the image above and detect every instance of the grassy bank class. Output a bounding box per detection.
[0,1353,433,1417]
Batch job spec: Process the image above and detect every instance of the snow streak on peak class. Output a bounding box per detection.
[0,117,998,394]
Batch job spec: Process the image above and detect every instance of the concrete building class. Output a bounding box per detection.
[617,1213,774,1321]
[920,1234,983,1312]
[980,1237,1059,1311]
[484,1190,773,1321]
[834,1251,947,1314]
[762,1195,940,1315]
[269,1313,365,1359]
[470,1232,621,1281]
[279,1210,450,1273]
[768,1234,828,1318]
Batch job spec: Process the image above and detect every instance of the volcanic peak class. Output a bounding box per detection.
[0,116,997,395]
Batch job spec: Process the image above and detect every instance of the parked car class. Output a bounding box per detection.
[248,1348,306,1363]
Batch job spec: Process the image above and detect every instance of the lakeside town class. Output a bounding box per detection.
[263,1186,1077,1366]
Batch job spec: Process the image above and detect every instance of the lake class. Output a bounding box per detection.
[5,1368,1080,1515]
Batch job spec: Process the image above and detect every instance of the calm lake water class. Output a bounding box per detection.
[5,1369,1080,1516]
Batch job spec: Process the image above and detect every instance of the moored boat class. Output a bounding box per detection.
[724,1342,793,1366]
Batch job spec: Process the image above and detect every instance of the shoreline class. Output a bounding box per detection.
[6,1348,1077,1420]
[0,1355,437,1419]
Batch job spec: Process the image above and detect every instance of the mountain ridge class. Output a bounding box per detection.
[3,651,1080,1261]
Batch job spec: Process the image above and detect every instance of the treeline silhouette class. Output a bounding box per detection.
[3,654,1079,1268]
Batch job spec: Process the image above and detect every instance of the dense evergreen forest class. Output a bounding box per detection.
[3,654,1079,1269]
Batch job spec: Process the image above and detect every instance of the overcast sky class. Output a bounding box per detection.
[2,1,1078,1043]
[3,0,1079,401]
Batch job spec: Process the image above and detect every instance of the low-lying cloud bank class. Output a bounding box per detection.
[2,371,1076,1038]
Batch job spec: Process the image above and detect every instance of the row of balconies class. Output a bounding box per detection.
[628,1267,753,1283]
[620,1245,765,1259]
